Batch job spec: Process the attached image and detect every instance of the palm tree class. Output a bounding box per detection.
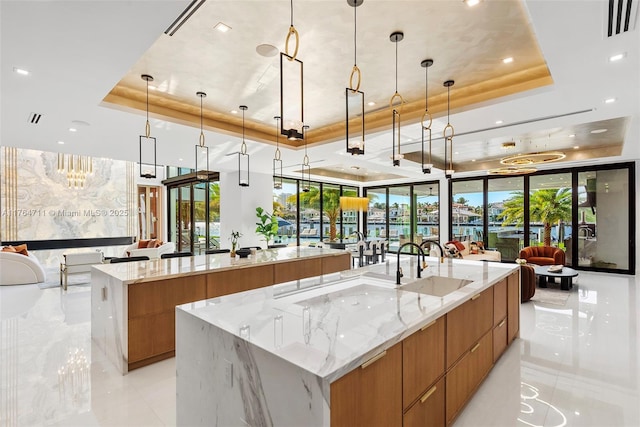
[286,187,342,241]
[499,188,572,246]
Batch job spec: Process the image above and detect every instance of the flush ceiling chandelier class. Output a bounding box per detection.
[488,166,538,175]
[500,151,566,166]
[57,154,93,189]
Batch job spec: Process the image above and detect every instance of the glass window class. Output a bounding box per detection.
[413,184,439,243]
[323,183,341,242]
[577,169,629,270]
[529,173,572,264]
[365,188,387,241]
[274,178,298,246]
[389,186,411,252]
[488,177,524,261]
[341,186,359,240]
[451,180,484,243]
[299,182,321,244]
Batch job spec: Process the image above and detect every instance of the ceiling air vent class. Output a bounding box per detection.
[28,112,42,124]
[164,0,206,36]
[608,0,637,37]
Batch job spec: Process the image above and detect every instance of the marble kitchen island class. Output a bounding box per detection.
[176,258,520,426]
[91,246,350,374]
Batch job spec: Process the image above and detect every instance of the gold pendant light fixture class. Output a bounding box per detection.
[238,105,250,187]
[301,125,311,192]
[57,154,93,189]
[421,59,434,174]
[139,74,157,179]
[280,0,304,141]
[389,31,405,166]
[443,80,455,178]
[194,91,210,182]
[345,0,365,155]
[273,116,283,189]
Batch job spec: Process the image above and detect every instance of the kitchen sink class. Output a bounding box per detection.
[399,276,473,297]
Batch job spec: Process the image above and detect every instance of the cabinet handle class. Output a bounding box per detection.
[471,293,481,301]
[421,320,436,331]
[498,319,506,328]
[470,342,481,353]
[419,385,437,403]
[361,350,386,369]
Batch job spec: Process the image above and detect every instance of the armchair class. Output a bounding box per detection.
[123,240,175,259]
[0,248,46,285]
[519,246,565,266]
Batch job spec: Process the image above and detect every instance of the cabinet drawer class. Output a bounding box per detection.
[446,331,493,424]
[403,377,445,427]
[403,317,446,409]
[446,287,493,368]
[492,318,508,362]
[330,342,402,427]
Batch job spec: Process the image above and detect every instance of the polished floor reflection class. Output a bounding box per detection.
[1,272,638,426]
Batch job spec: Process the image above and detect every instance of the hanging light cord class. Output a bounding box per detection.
[274,117,281,160]
[241,108,247,155]
[290,0,294,26]
[145,79,150,138]
[199,95,205,147]
[425,66,429,112]
[353,5,357,67]
[395,41,398,94]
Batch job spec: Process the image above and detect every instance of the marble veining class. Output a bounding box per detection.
[177,258,518,383]
[92,246,348,284]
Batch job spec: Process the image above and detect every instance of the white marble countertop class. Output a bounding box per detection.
[177,257,519,383]
[92,247,348,285]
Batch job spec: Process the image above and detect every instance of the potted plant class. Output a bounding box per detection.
[255,207,279,247]
[229,230,241,257]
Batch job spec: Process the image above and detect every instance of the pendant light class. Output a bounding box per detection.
[389,31,405,166]
[443,80,455,178]
[345,0,365,155]
[421,59,434,174]
[194,91,209,182]
[139,74,157,179]
[238,105,250,187]
[301,125,310,192]
[273,116,283,189]
[280,0,304,140]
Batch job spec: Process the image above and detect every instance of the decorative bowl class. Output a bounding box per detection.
[236,249,251,258]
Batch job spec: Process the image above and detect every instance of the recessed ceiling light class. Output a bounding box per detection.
[179,158,183,161]
[256,44,278,57]
[57,141,65,145]
[214,22,231,33]
[502,57,513,64]
[609,53,626,62]
[13,67,30,76]
[230,110,238,114]
[568,134,575,138]
[454,151,459,155]
[501,141,516,149]
[573,146,580,149]
[590,129,607,134]
[471,159,476,162]
[367,101,376,106]
[68,128,77,132]
[464,0,481,7]
[604,98,616,104]
[495,120,503,125]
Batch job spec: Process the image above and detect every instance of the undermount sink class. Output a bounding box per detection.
[399,276,473,297]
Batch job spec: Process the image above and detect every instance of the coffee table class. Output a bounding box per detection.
[533,265,578,291]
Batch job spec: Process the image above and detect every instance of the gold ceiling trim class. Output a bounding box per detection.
[102,64,552,150]
[500,151,566,166]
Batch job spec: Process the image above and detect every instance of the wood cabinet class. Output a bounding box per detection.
[330,342,402,427]
[446,287,493,369]
[445,331,493,424]
[492,278,508,362]
[206,265,273,298]
[273,258,323,283]
[128,275,206,366]
[403,377,446,427]
[507,271,520,343]
[403,317,446,409]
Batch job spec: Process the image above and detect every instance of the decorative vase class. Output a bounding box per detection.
[231,244,236,257]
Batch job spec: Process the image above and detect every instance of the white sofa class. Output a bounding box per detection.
[441,240,501,262]
[122,241,175,259]
[0,250,46,285]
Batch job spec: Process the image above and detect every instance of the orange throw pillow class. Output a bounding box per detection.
[2,245,17,253]
[147,239,158,248]
[14,244,28,255]
[138,239,151,249]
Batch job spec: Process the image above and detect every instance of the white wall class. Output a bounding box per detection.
[219,171,273,249]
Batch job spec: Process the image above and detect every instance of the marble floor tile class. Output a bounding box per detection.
[1,271,639,426]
